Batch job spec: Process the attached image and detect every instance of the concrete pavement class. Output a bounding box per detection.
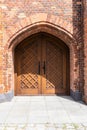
[0,96,87,130]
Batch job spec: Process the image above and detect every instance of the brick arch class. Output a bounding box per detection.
[7,21,79,99]
[6,13,73,45]
[8,21,75,50]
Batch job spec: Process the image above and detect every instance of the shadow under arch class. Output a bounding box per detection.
[8,22,77,96]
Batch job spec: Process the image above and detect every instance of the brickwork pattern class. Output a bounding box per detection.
[0,0,86,103]
[84,0,87,103]
[0,0,73,93]
[72,0,84,97]
[0,8,3,93]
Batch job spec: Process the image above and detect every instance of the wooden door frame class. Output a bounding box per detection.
[14,32,70,96]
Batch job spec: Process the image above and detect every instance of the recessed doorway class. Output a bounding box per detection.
[14,33,70,95]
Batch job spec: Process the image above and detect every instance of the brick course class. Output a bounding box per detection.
[84,0,87,103]
[0,0,86,103]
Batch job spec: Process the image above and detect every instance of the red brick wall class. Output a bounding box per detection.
[84,0,87,103]
[0,8,3,93]
[0,0,86,102]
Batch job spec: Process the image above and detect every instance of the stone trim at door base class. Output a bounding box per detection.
[0,90,14,103]
[0,90,83,103]
[70,89,82,101]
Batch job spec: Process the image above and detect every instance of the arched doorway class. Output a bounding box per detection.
[14,32,70,95]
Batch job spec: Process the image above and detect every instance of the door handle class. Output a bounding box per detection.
[38,61,40,74]
[43,61,46,74]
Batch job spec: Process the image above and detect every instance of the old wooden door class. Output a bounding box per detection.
[15,33,69,95]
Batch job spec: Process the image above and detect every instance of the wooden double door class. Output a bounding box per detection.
[15,33,69,95]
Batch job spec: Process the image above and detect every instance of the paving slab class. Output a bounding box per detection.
[0,96,87,130]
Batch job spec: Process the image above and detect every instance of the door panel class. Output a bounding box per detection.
[15,33,69,95]
[41,39,67,94]
[15,39,41,95]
